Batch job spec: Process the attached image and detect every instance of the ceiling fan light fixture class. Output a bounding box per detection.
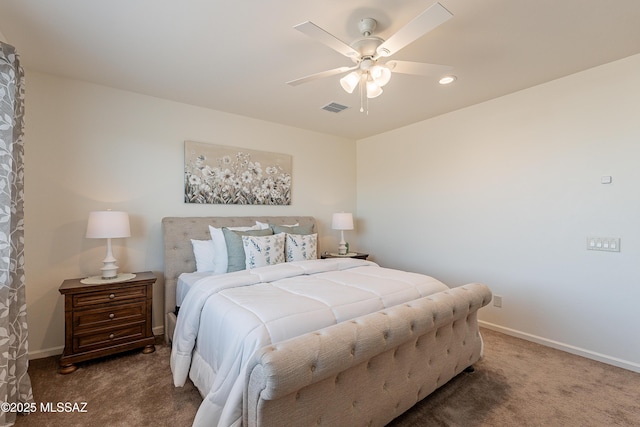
[439,75,457,85]
[370,65,391,87]
[340,71,360,93]
[366,80,383,98]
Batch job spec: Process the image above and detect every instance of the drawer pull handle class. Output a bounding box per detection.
[109,313,115,319]
[109,333,115,339]
[109,293,115,299]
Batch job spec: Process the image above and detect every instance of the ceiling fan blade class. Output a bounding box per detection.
[386,60,452,76]
[376,2,453,57]
[294,21,361,58]
[287,66,357,86]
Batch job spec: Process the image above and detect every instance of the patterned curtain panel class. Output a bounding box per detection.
[0,42,33,426]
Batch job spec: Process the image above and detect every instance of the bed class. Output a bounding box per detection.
[163,216,492,427]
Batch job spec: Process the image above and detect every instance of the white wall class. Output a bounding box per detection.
[357,54,640,372]
[24,71,357,357]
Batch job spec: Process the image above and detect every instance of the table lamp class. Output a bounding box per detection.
[332,212,354,255]
[85,210,131,279]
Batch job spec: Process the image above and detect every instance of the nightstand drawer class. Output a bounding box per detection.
[73,323,146,353]
[72,285,147,308]
[73,302,146,330]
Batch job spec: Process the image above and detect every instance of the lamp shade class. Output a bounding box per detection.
[332,212,354,230]
[366,80,383,98]
[370,65,391,87]
[86,211,131,239]
[340,71,360,94]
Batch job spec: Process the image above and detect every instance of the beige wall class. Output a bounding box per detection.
[24,71,357,357]
[357,53,640,372]
[23,54,640,372]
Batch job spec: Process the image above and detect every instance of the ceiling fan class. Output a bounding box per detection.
[287,2,454,111]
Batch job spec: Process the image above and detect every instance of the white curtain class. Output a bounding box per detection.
[0,41,33,426]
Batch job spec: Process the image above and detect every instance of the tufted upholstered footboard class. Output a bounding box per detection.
[244,283,492,426]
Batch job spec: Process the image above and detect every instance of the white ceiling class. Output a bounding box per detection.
[1,0,640,140]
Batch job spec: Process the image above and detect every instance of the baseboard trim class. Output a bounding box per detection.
[29,346,63,360]
[479,321,640,373]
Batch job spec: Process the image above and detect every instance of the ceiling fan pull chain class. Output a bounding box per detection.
[360,73,366,113]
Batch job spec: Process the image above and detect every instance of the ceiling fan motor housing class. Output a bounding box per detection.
[350,37,384,62]
[349,18,384,62]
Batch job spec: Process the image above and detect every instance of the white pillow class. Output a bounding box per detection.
[242,234,286,269]
[190,239,216,272]
[285,233,318,262]
[208,223,266,274]
[255,221,299,229]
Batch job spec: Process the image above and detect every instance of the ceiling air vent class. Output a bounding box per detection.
[321,102,349,113]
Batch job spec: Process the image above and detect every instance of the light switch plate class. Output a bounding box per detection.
[587,236,620,252]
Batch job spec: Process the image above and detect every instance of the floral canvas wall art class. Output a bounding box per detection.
[184,141,292,205]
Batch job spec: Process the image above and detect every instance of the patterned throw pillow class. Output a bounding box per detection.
[285,233,318,262]
[242,233,286,269]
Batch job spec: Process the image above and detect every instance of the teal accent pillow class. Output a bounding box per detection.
[223,228,273,272]
[271,224,314,235]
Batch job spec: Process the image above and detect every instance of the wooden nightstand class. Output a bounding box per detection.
[58,271,156,374]
[321,252,369,260]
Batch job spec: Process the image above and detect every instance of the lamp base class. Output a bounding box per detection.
[80,273,136,285]
[100,261,119,280]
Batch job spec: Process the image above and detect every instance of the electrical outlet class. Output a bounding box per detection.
[493,295,502,308]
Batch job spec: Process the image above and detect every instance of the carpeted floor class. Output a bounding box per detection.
[15,328,640,426]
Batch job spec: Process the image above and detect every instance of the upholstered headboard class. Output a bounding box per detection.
[161,216,316,340]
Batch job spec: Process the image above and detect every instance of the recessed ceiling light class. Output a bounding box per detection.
[439,75,457,85]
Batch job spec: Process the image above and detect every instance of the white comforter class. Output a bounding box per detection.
[170,258,449,427]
